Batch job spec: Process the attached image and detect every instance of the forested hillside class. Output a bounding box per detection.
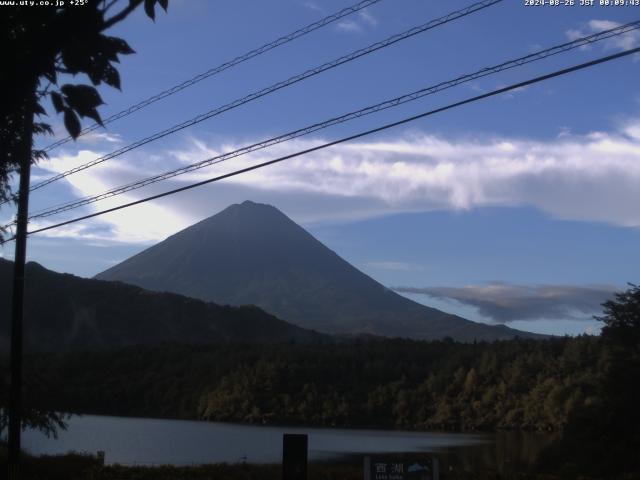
[0,259,322,353]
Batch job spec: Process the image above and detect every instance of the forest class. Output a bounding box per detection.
[24,336,601,432]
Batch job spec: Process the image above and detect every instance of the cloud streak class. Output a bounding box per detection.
[394,283,619,323]
[336,8,377,33]
[32,116,640,244]
[171,119,640,226]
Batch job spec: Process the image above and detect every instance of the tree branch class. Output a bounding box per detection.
[103,0,143,30]
[103,0,120,14]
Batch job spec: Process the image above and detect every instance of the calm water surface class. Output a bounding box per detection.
[22,414,553,469]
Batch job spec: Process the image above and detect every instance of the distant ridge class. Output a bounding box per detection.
[0,258,321,353]
[96,201,541,341]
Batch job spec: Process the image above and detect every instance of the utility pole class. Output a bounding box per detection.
[7,97,35,480]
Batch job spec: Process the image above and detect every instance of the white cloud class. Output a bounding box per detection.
[336,19,362,33]
[336,8,377,34]
[302,1,323,13]
[566,19,640,52]
[358,9,378,27]
[467,83,486,94]
[32,149,192,243]
[77,131,123,146]
[32,117,640,245]
[623,122,640,140]
[33,120,121,149]
[496,84,529,100]
[557,126,572,138]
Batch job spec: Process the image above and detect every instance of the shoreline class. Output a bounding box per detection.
[48,410,560,435]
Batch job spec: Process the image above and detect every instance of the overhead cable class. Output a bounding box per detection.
[41,0,386,152]
[4,46,634,243]
[25,21,640,221]
[24,0,503,195]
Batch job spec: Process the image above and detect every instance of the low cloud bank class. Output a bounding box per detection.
[394,283,619,323]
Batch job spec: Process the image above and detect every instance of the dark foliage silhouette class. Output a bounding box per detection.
[0,0,168,210]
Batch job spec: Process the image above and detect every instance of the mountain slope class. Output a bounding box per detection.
[96,201,539,341]
[0,258,321,353]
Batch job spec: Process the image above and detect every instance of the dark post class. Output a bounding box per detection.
[282,433,307,480]
[7,102,35,480]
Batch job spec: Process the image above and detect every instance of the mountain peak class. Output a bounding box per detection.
[240,199,265,207]
[232,200,274,210]
[198,200,293,228]
[178,200,312,251]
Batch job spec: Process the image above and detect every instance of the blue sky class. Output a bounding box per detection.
[2,0,640,335]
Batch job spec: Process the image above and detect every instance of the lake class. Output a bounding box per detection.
[22,414,555,471]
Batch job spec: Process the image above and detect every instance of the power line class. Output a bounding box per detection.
[24,21,640,222]
[4,46,635,244]
[24,0,503,195]
[41,0,386,152]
